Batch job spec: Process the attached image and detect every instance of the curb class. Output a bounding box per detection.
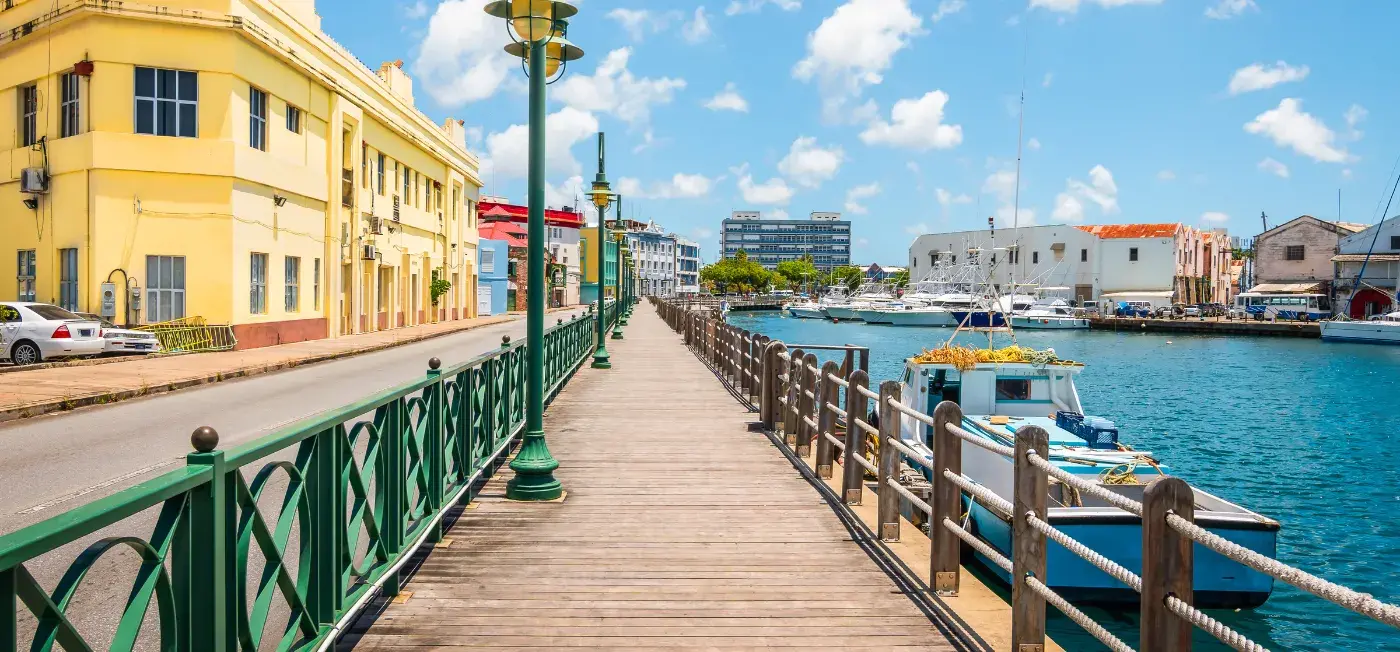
[0,314,534,424]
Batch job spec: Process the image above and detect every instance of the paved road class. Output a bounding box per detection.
[0,309,586,535]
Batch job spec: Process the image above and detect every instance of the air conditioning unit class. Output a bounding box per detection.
[392,195,400,221]
[370,216,385,235]
[20,168,47,194]
[361,244,379,261]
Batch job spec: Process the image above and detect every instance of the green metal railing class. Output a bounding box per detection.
[0,306,612,652]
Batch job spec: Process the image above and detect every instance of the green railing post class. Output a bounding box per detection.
[305,424,344,628]
[377,401,406,596]
[1,568,16,652]
[181,426,232,652]
[425,358,445,544]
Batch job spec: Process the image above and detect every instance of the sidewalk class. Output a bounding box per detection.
[0,311,554,423]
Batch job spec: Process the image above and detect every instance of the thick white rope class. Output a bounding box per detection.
[1164,595,1269,652]
[1026,513,1142,592]
[886,476,932,515]
[1166,513,1400,629]
[945,422,1017,458]
[777,373,789,382]
[856,384,880,401]
[850,451,878,474]
[1027,450,1144,517]
[825,402,847,419]
[803,389,816,400]
[802,415,818,430]
[1024,575,1136,652]
[825,372,849,388]
[822,431,846,450]
[942,518,1012,572]
[777,351,791,361]
[777,396,788,405]
[886,437,932,472]
[852,418,879,437]
[941,469,1014,515]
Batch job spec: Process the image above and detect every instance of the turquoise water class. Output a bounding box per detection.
[726,311,1400,651]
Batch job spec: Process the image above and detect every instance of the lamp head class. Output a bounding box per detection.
[485,0,577,43]
[504,31,583,80]
[586,182,614,211]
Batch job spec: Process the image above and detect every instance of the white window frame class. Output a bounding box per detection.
[59,248,79,311]
[285,256,300,312]
[145,255,187,323]
[19,84,37,147]
[313,258,321,311]
[481,248,496,274]
[134,67,197,138]
[285,104,302,133]
[249,87,268,151]
[17,250,36,302]
[250,253,268,314]
[60,73,81,138]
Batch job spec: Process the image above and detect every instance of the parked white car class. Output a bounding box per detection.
[76,313,163,355]
[0,303,105,366]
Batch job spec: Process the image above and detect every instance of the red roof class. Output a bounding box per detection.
[1074,223,1181,239]
[479,200,585,228]
[479,221,528,247]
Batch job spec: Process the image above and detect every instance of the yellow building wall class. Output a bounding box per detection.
[0,1,482,348]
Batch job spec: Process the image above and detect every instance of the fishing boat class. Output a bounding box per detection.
[1010,293,1089,330]
[1320,312,1400,343]
[824,282,897,321]
[784,300,826,319]
[895,353,1279,607]
[950,294,1036,328]
[854,304,901,324]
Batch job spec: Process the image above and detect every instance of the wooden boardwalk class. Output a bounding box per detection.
[349,306,969,650]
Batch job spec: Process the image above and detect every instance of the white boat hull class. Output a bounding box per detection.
[1010,315,1090,330]
[884,309,958,327]
[854,308,894,324]
[823,306,862,321]
[786,306,826,319]
[1320,320,1400,344]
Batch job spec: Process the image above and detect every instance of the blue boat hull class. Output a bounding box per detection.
[949,311,1008,328]
[965,500,1276,607]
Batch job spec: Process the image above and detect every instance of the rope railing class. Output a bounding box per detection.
[650,296,1400,652]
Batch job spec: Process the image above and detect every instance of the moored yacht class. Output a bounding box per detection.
[1320,312,1400,343]
[1010,294,1089,330]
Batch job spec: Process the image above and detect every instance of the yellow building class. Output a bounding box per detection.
[0,0,482,349]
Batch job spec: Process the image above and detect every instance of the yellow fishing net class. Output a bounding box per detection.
[910,345,1077,371]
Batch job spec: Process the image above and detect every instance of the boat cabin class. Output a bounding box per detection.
[898,360,1085,445]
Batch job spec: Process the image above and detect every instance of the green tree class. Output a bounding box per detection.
[828,265,865,292]
[889,269,911,288]
[774,258,818,291]
[701,250,774,294]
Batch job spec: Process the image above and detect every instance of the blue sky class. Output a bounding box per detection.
[320,0,1399,264]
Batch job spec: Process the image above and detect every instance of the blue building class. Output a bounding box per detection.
[476,238,511,316]
[720,210,851,270]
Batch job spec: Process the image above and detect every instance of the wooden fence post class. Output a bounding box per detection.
[931,400,964,596]
[760,341,787,429]
[796,353,819,457]
[876,380,902,541]
[842,370,870,505]
[783,348,804,444]
[1013,425,1049,651]
[814,361,841,478]
[1142,477,1195,652]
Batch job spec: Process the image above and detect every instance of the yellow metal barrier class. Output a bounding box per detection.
[135,317,238,353]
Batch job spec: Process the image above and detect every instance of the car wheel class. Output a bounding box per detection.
[10,341,41,366]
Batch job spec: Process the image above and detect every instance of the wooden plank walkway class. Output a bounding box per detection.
[349,306,969,650]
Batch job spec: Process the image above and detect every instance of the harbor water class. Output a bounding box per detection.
[726,311,1400,651]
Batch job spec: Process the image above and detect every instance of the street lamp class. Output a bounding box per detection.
[585,132,617,369]
[613,233,628,339]
[484,0,584,502]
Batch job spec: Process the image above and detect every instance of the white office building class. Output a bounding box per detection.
[674,236,701,295]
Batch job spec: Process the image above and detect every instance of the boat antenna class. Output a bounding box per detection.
[1013,31,1028,281]
[1341,155,1400,318]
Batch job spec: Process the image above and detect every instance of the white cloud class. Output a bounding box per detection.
[1027,137,1041,151]
[544,175,584,209]
[616,173,715,199]
[1228,61,1309,95]
[484,107,599,179]
[1258,157,1290,178]
[704,83,749,112]
[844,182,882,214]
[1042,72,1053,88]
[725,0,801,16]
[1244,98,1352,163]
[1344,104,1368,140]
[607,9,686,41]
[1205,0,1257,19]
[778,137,845,189]
[555,48,686,126]
[1342,169,1353,179]
[793,0,924,123]
[1051,165,1119,223]
[1157,169,1176,181]
[931,0,965,22]
[859,90,963,151]
[906,161,921,174]
[682,6,713,43]
[404,0,429,19]
[982,166,1036,226]
[694,227,714,239]
[464,125,484,149]
[732,164,795,205]
[935,188,972,209]
[1201,211,1230,223]
[413,0,514,106]
[1029,0,1163,13]
[905,223,930,235]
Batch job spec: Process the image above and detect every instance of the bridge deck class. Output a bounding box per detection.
[350,307,966,650]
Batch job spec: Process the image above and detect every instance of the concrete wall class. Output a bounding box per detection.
[1098,238,1176,293]
[476,238,510,316]
[907,225,1101,295]
[1255,218,1345,284]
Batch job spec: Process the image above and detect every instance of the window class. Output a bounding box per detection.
[1390,236,1400,250]
[1129,247,1139,262]
[284,256,300,312]
[19,84,37,146]
[1285,245,1305,261]
[482,248,496,273]
[403,165,411,200]
[377,153,386,195]
[1032,251,1039,265]
[285,105,301,133]
[250,253,268,314]
[135,67,197,137]
[249,87,267,150]
[313,258,321,310]
[59,249,78,311]
[17,250,36,302]
[60,73,81,138]
[1081,248,1088,262]
[145,255,187,323]
[362,144,369,185]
